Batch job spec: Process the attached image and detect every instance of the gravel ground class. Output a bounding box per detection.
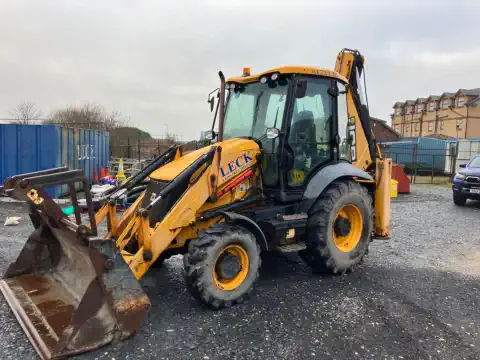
[0,184,479,360]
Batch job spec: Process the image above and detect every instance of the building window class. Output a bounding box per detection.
[441,98,451,109]
[406,106,413,114]
[415,122,419,131]
[428,121,433,131]
[428,101,436,111]
[457,119,463,129]
[440,120,444,130]
[394,108,402,116]
[416,104,424,113]
[456,96,465,107]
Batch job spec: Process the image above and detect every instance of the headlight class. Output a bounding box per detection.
[454,173,466,180]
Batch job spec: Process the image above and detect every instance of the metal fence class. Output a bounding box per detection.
[379,142,456,184]
[110,137,202,160]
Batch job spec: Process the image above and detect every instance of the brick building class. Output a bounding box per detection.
[391,88,480,139]
[370,117,400,142]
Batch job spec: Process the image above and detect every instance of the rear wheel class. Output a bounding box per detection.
[453,193,467,206]
[183,224,261,309]
[299,180,373,274]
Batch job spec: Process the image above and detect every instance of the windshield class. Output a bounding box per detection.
[469,156,480,168]
[223,79,289,140]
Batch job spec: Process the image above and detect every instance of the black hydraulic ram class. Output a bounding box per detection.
[103,144,179,200]
[144,146,217,211]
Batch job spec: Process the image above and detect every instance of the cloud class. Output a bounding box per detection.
[414,48,480,66]
[0,0,479,137]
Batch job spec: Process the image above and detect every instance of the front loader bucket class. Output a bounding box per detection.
[0,169,150,359]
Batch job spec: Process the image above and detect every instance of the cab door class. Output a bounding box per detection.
[284,77,336,188]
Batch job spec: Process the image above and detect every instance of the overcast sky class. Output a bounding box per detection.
[1,0,479,140]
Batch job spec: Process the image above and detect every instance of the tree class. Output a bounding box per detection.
[10,101,42,124]
[45,103,127,131]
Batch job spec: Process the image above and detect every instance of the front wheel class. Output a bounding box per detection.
[183,224,261,309]
[453,193,467,206]
[299,180,373,274]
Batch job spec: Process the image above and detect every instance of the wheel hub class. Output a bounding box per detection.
[334,216,351,237]
[215,253,242,280]
[213,245,250,291]
[333,204,363,253]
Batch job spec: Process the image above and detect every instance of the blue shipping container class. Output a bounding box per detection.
[0,124,110,198]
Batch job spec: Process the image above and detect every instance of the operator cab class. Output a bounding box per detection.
[218,67,354,203]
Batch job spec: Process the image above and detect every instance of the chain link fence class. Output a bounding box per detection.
[110,137,203,161]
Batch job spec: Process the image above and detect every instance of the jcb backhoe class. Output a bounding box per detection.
[0,49,391,359]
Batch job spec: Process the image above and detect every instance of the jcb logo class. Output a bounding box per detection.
[348,117,356,162]
[77,145,96,160]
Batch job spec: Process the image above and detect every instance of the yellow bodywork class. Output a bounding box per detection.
[227,65,347,84]
[96,139,262,280]
[374,158,392,238]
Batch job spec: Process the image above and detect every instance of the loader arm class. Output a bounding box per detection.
[120,146,222,278]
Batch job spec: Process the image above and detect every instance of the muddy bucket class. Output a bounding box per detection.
[0,170,150,359]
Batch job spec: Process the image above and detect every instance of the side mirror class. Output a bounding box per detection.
[295,79,307,98]
[207,88,219,112]
[266,128,280,140]
[208,96,215,112]
[204,130,216,141]
[459,164,466,168]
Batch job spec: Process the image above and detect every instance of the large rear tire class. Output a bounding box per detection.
[183,224,261,309]
[299,180,373,274]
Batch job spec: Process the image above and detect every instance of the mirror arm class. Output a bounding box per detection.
[211,96,220,132]
[218,71,226,142]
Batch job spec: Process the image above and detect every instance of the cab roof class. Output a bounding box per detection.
[227,66,348,84]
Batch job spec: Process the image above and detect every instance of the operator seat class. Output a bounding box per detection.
[290,110,316,156]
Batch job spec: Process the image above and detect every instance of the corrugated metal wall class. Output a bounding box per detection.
[56,127,110,196]
[0,124,109,198]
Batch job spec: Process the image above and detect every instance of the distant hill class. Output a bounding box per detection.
[110,127,153,158]
[110,127,152,143]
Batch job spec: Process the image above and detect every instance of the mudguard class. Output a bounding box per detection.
[220,211,269,250]
[299,162,373,214]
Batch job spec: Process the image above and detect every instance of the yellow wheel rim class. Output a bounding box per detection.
[333,204,363,253]
[213,245,249,291]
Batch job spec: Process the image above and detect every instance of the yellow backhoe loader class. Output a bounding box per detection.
[0,48,391,359]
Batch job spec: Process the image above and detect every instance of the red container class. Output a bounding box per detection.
[392,164,410,193]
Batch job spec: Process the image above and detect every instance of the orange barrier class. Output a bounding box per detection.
[93,167,99,183]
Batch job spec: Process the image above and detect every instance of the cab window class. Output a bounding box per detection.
[288,77,333,187]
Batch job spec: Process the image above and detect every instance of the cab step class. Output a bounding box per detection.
[277,213,308,221]
[275,242,307,252]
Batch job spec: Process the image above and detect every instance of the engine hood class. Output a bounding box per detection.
[460,167,480,177]
[150,138,260,181]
